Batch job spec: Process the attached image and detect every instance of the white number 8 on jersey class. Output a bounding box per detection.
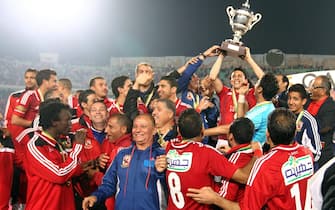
[168,172,185,209]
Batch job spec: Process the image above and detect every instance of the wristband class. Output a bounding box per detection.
[238,95,246,103]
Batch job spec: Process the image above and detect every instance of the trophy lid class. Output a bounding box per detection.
[242,0,250,9]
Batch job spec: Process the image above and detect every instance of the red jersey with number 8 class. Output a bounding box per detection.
[166,140,238,210]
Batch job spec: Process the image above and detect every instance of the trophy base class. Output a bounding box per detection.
[221,41,246,58]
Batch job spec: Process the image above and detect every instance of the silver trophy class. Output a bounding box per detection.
[221,0,262,57]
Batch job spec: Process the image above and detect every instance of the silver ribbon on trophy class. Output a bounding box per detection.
[221,0,262,57]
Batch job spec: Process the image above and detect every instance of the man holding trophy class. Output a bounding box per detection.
[202,0,264,144]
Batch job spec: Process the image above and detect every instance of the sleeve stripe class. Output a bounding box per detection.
[218,152,240,197]
[27,137,82,176]
[304,112,322,160]
[218,179,229,197]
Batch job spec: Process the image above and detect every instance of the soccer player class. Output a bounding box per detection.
[187,108,314,210]
[4,68,37,133]
[204,73,278,146]
[218,117,255,202]
[58,78,79,118]
[109,75,147,115]
[207,47,264,140]
[288,84,322,163]
[97,113,133,210]
[156,109,255,210]
[0,126,15,210]
[11,69,57,139]
[157,76,191,117]
[89,76,113,109]
[25,102,86,210]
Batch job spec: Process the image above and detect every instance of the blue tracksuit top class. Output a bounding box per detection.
[177,59,219,144]
[92,142,166,210]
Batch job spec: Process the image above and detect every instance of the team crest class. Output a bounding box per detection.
[121,155,132,168]
[281,155,313,186]
[186,92,193,101]
[84,139,93,149]
[167,149,192,172]
[296,121,303,132]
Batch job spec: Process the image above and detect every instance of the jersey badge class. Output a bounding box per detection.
[84,139,93,149]
[121,154,132,168]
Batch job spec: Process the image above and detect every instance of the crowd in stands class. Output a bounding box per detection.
[0,46,335,210]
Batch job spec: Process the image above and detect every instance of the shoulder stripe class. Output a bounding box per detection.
[27,137,82,176]
[20,90,34,105]
[16,127,38,143]
[228,152,240,164]
[247,150,277,186]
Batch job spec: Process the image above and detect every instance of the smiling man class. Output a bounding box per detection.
[288,84,321,164]
[82,114,166,210]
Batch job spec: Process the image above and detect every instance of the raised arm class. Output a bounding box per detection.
[244,47,264,79]
[209,54,225,93]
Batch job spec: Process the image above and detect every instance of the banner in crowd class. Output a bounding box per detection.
[288,70,335,88]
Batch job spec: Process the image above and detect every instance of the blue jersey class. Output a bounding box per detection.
[294,110,321,162]
[92,142,166,210]
[246,101,275,145]
[177,59,219,144]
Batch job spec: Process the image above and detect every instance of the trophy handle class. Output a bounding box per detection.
[249,13,262,30]
[226,6,235,26]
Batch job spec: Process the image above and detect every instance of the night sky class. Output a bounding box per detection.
[0,0,334,64]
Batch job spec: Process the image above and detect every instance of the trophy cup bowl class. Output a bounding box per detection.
[221,0,262,58]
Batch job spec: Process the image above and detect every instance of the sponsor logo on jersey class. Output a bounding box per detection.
[166,149,192,172]
[121,154,132,168]
[281,155,313,186]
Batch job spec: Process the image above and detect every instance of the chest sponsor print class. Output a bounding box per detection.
[281,155,313,186]
[167,149,192,172]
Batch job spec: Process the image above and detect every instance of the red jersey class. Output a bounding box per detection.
[3,89,26,129]
[108,99,148,116]
[218,144,253,202]
[241,143,314,210]
[101,134,132,168]
[0,137,15,210]
[10,89,43,139]
[67,95,79,109]
[217,86,256,126]
[99,134,132,210]
[74,137,102,197]
[71,114,91,131]
[108,99,125,115]
[175,98,191,117]
[166,140,238,210]
[104,97,113,111]
[15,127,39,169]
[25,131,83,210]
